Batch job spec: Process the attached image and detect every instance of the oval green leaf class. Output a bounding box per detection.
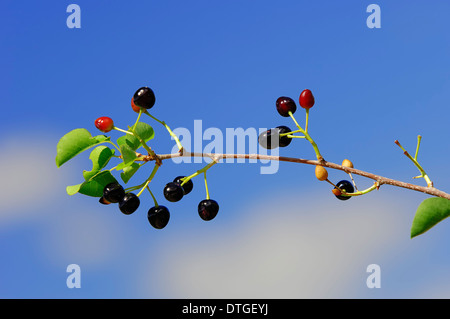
[120,163,140,184]
[411,197,450,238]
[116,122,154,151]
[66,171,118,197]
[83,146,115,181]
[56,128,110,167]
[120,144,137,166]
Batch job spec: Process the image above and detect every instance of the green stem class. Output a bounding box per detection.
[341,183,378,197]
[414,135,422,161]
[132,108,144,131]
[181,158,218,186]
[279,129,303,137]
[146,186,158,207]
[287,135,306,139]
[134,164,160,197]
[106,141,122,154]
[204,172,210,200]
[288,111,323,161]
[113,127,134,135]
[395,139,433,187]
[305,108,310,133]
[144,111,183,151]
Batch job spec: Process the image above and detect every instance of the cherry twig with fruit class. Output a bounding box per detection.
[55,86,450,238]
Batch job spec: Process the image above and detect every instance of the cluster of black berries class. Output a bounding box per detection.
[164,176,220,223]
[100,176,220,230]
[99,183,140,214]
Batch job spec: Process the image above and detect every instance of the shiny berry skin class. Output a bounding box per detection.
[276,96,297,117]
[258,129,274,149]
[198,199,219,221]
[299,89,315,109]
[334,180,354,201]
[148,206,170,229]
[119,193,140,215]
[259,126,292,149]
[276,126,292,147]
[103,182,125,203]
[99,196,111,205]
[133,87,156,109]
[163,182,184,202]
[173,176,193,195]
[95,116,114,133]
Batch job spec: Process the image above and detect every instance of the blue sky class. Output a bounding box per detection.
[1,1,450,298]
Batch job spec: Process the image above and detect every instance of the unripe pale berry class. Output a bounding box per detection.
[342,159,354,168]
[315,165,328,181]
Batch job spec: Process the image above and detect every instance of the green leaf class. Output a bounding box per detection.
[411,197,450,238]
[83,146,115,181]
[120,144,137,166]
[56,128,110,167]
[66,183,82,196]
[116,122,154,151]
[66,171,118,197]
[120,163,140,184]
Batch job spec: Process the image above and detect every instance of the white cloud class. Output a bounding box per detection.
[0,136,70,224]
[136,192,411,298]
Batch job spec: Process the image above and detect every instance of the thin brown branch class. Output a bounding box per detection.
[138,151,450,200]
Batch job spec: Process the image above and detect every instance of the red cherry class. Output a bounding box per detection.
[299,89,315,109]
[95,116,114,133]
[131,97,142,113]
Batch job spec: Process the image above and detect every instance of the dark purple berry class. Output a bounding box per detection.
[99,196,111,205]
[334,180,354,201]
[119,193,140,215]
[163,182,184,202]
[173,176,193,195]
[276,96,297,117]
[276,125,292,147]
[148,206,170,229]
[198,199,219,221]
[133,87,156,109]
[258,126,292,149]
[103,182,125,203]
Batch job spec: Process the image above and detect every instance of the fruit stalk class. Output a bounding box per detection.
[288,111,323,161]
[143,111,183,152]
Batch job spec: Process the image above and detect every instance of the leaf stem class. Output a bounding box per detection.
[106,141,121,154]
